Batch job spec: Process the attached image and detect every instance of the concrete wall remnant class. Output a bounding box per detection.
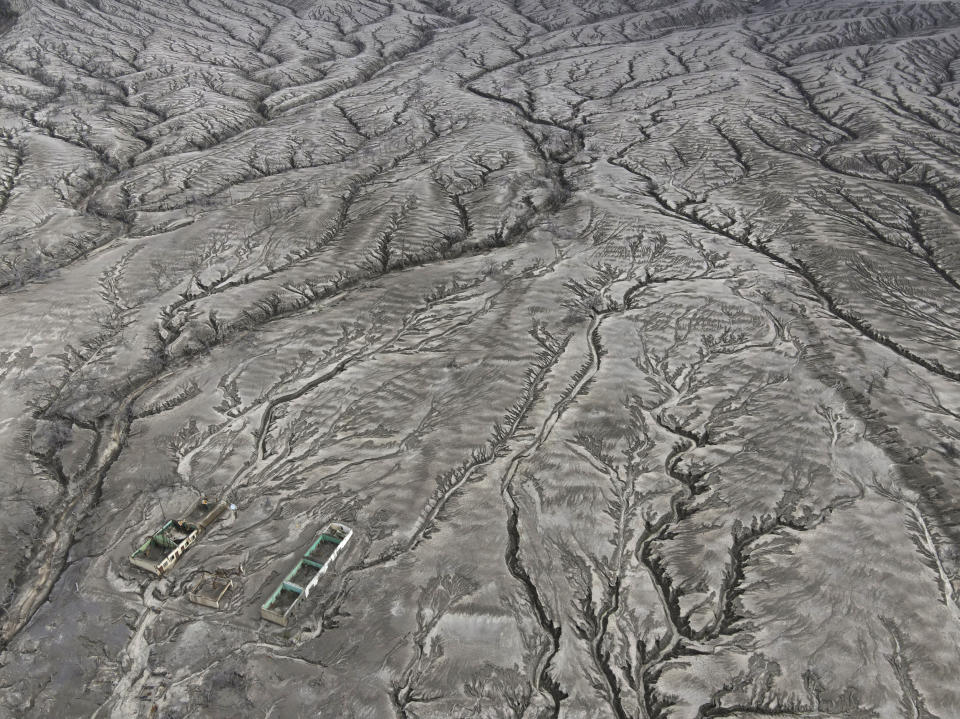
[187,573,233,609]
[129,498,228,576]
[261,523,353,626]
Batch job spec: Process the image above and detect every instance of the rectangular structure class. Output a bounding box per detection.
[286,558,325,590]
[187,574,233,609]
[130,520,200,575]
[260,522,353,626]
[260,582,304,626]
[129,498,228,576]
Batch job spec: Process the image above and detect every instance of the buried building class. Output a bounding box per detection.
[129,498,227,576]
[187,573,234,609]
[261,522,353,626]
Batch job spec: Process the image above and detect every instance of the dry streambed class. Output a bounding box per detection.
[1,1,960,717]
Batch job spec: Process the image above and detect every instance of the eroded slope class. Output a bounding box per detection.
[1,1,960,717]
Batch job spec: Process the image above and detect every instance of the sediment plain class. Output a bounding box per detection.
[2,1,960,717]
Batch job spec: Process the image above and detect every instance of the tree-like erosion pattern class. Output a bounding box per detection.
[2,0,960,716]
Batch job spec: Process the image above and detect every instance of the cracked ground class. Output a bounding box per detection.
[2,0,960,717]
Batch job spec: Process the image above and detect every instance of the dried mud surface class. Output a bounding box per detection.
[2,1,960,717]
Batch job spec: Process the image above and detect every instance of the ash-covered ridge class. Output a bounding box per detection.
[2,1,960,717]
